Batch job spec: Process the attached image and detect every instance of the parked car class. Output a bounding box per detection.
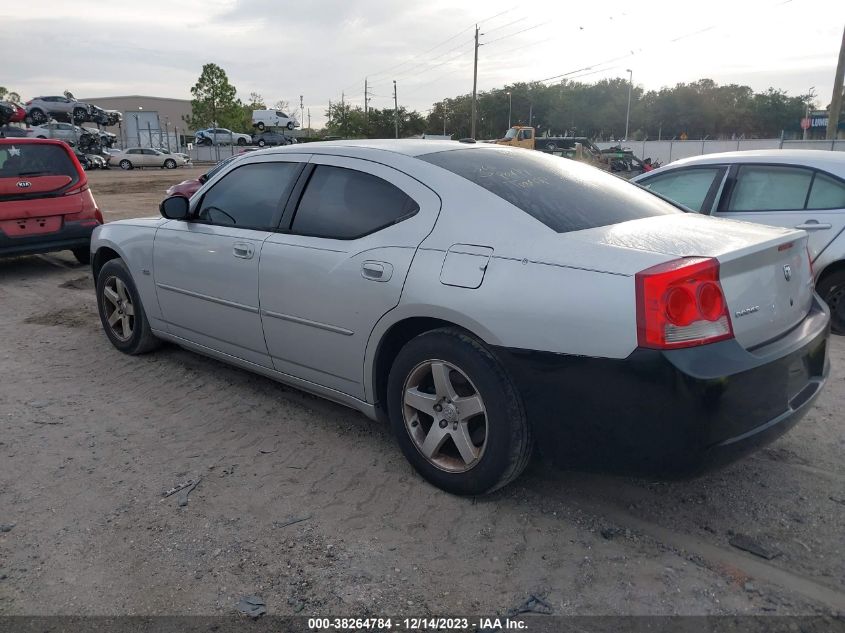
[1,138,102,263]
[86,153,107,170]
[0,101,26,125]
[634,150,845,333]
[90,141,829,495]
[25,95,90,125]
[85,127,118,148]
[164,154,243,198]
[107,148,187,170]
[27,122,85,143]
[0,125,28,138]
[251,109,298,131]
[194,128,251,146]
[252,130,296,147]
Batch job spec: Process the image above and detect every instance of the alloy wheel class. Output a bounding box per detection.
[101,276,135,341]
[402,359,488,473]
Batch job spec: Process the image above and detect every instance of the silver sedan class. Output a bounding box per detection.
[89,141,830,494]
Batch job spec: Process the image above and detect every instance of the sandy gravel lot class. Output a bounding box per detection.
[0,167,843,618]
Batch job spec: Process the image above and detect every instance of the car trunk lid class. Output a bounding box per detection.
[569,214,814,349]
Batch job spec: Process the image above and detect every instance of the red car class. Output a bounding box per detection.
[0,138,103,264]
[164,153,242,198]
[0,101,26,125]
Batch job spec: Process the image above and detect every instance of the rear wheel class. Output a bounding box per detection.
[119,159,133,170]
[387,328,532,495]
[72,107,87,123]
[72,247,90,265]
[164,158,177,169]
[257,139,266,147]
[286,121,294,130]
[236,137,246,146]
[256,122,265,131]
[818,270,845,334]
[96,259,161,355]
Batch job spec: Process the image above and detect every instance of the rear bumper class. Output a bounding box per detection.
[494,295,831,476]
[0,219,96,258]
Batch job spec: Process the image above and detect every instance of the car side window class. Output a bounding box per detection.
[291,165,420,239]
[726,165,813,211]
[807,172,845,210]
[640,168,723,212]
[197,162,300,229]
[127,149,140,154]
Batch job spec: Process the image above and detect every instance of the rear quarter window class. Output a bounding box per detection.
[420,147,680,233]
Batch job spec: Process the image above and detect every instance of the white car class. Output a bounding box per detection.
[27,122,85,143]
[251,109,299,131]
[107,148,187,170]
[634,150,845,333]
[195,128,252,146]
[89,141,829,495]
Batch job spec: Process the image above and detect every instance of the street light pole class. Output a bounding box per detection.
[507,91,512,128]
[803,86,816,141]
[624,69,633,141]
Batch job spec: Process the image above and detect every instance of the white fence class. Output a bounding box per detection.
[595,139,845,165]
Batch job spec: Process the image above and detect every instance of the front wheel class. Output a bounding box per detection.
[236,137,246,146]
[286,122,294,130]
[119,159,132,170]
[96,258,161,355]
[164,158,177,169]
[257,139,266,147]
[818,270,845,335]
[256,122,265,131]
[387,328,532,495]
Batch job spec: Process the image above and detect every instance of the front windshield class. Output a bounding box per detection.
[504,128,517,140]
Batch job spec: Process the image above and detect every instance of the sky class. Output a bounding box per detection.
[2,0,843,129]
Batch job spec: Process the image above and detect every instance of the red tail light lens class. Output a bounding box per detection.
[636,257,734,349]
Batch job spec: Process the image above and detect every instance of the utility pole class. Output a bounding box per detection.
[364,78,369,124]
[827,25,845,140]
[471,24,480,139]
[803,87,816,141]
[341,91,345,137]
[300,95,304,127]
[507,91,512,128]
[443,105,447,136]
[393,80,399,139]
[328,99,332,127]
[624,68,633,141]
[307,108,311,131]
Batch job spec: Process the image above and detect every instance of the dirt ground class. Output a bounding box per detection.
[0,167,843,618]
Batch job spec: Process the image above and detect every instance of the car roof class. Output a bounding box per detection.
[0,137,70,147]
[654,149,845,178]
[261,138,491,158]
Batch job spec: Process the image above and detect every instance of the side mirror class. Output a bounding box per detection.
[198,173,209,184]
[160,195,190,220]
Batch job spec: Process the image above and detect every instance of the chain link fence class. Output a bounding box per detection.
[595,139,845,165]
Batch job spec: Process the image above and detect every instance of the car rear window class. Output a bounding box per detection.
[0,143,78,181]
[420,147,680,233]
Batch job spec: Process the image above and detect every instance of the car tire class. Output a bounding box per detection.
[164,158,177,169]
[96,258,161,355]
[36,135,46,139]
[286,122,294,130]
[119,159,133,170]
[72,108,87,123]
[236,137,246,146]
[28,109,46,125]
[257,139,266,147]
[256,122,265,131]
[387,328,533,495]
[817,270,845,335]
[72,247,90,265]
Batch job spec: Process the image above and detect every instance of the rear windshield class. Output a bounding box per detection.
[420,147,680,233]
[0,143,78,181]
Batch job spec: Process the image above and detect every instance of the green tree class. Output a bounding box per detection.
[0,87,22,103]
[186,63,243,131]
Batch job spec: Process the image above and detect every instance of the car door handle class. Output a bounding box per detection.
[233,242,255,259]
[362,261,393,282]
[795,221,832,231]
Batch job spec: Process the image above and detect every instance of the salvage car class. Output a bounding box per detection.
[108,147,187,170]
[27,122,85,143]
[634,150,845,333]
[0,101,26,125]
[1,138,102,263]
[252,130,296,147]
[165,154,243,198]
[90,141,830,495]
[25,95,90,125]
[195,128,252,146]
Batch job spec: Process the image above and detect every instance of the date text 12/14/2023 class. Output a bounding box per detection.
[308,617,528,630]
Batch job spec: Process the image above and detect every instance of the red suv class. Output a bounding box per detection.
[0,138,102,264]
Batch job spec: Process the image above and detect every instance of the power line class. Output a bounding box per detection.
[483,22,548,46]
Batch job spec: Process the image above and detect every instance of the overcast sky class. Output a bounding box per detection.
[2,0,843,128]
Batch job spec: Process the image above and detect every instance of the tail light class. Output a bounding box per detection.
[25,100,31,105]
[636,257,734,349]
